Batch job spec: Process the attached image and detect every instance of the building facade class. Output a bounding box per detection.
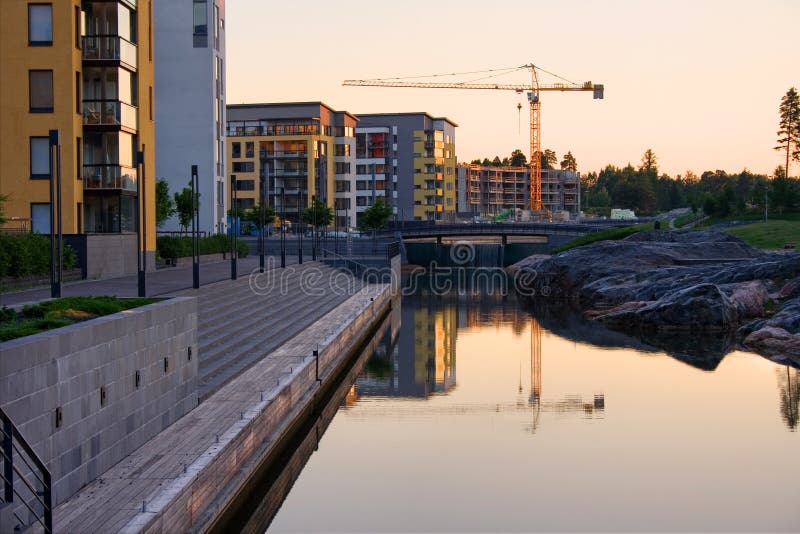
[459,164,580,218]
[0,0,156,269]
[155,0,226,234]
[226,103,352,225]
[355,113,457,222]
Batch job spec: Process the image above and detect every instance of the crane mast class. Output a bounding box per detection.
[344,64,603,213]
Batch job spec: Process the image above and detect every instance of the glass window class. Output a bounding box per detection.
[29,70,53,112]
[29,4,52,45]
[245,142,254,158]
[31,203,51,233]
[232,142,241,159]
[30,137,50,178]
[193,0,208,35]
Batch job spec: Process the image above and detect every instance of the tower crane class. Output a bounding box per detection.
[344,64,604,212]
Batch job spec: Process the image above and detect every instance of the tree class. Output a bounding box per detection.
[491,156,502,167]
[174,185,199,234]
[481,158,492,166]
[470,159,481,165]
[302,199,333,228]
[509,149,527,167]
[541,149,557,170]
[560,151,577,172]
[640,149,658,174]
[775,87,800,177]
[155,179,175,228]
[244,204,275,230]
[359,198,393,230]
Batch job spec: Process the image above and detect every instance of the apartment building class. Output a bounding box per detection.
[355,113,457,222]
[0,0,156,274]
[226,102,354,224]
[155,0,226,234]
[459,164,580,218]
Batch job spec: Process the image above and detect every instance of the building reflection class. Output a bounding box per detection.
[777,366,799,431]
[351,291,605,433]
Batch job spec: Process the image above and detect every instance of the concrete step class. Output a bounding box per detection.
[197,289,356,395]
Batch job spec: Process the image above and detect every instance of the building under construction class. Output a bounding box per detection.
[457,164,580,219]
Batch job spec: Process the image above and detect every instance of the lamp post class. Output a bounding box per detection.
[190,166,200,289]
[48,130,62,298]
[259,156,268,273]
[280,187,286,268]
[311,195,317,261]
[297,189,303,264]
[136,148,146,296]
[230,174,238,280]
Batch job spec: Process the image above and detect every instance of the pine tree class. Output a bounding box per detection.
[560,151,577,172]
[775,87,800,177]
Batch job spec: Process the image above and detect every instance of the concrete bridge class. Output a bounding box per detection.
[379,222,621,244]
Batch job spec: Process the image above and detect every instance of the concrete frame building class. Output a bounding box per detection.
[458,164,580,218]
[226,102,353,224]
[0,0,156,273]
[155,0,226,235]
[355,113,457,222]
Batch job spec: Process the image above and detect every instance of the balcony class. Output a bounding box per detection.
[261,151,308,159]
[82,36,137,70]
[83,165,138,191]
[83,100,137,131]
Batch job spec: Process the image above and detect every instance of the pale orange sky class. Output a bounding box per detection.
[226,0,799,177]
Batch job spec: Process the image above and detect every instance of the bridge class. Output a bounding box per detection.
[376,221,629,245]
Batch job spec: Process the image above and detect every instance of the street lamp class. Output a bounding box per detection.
[297,189,303,264]
[191,165,200,289]
[280,187,286,268]
[230,173,238,280]
[48,130,62,298]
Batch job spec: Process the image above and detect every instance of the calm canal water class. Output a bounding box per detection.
[265,288,799,533]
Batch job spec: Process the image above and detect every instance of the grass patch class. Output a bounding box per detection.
[725,220,800,250]
[673,212,700,228]
[0,296,157,342]
[551,223,654,254]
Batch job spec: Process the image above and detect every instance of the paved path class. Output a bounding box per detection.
[0,256,301,307]
[52,284,387,533]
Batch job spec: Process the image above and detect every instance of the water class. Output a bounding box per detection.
[262,290,799,533]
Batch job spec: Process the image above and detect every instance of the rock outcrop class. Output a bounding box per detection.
[511,230,800,361]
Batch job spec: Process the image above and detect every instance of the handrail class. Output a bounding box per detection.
[0,407,52,533]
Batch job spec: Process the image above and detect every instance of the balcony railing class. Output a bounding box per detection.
[82,35,137,70]
[83,165,138,191]
[83,100,138,131]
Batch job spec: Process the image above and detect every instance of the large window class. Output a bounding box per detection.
[28,4,52,45]
[30,137,50,179]
[31,203,51,234]
[193,0,208,47]
[232,162,254,173]
[29,70,53,112]
[231,142,240,159]
[236,180,255,191]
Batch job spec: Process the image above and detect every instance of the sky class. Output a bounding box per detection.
[226,0,799,178]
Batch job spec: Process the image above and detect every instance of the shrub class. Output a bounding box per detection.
[0,233,76,279]
[156,234,249,259]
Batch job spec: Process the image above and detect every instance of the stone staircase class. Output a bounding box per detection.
[195,262,364,399]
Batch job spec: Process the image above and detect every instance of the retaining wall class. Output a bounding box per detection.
[0,297,198,526]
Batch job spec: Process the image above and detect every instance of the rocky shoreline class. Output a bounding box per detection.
[510,230,800,363]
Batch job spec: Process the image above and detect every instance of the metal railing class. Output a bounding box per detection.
[82,35,137,69]
[83,100,138,130]
[1,407,52,533]
[83,164,138,191]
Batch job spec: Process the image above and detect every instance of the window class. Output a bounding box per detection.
[31,203,51,233]
[335,180,350,192]
[29,70,53,112]
[236,179,255,191]
[74,6,81,49]
[29,4,52,45]
[76,137,81,180]
[193,0,208,47]
[235,198,254,209]
[355,165,367,175]
[30,137,50,179]
[75,72,81,114]
[335,144,350,157]
[245,142,254,158]
[335,162,350,174]
[232,162,254,172]
[232,142,241,159]
[213,3,220,50]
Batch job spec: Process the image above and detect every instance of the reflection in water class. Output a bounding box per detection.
[264,279,799,533]
[778,366,800,430]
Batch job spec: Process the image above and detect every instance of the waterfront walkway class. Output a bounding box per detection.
[0,255,298,307]
[54,258,386,532]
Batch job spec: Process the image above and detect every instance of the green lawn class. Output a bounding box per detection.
[0,296,157,342]
[551,223,654,254]
[725,220,800,250]
[673,212,700,228]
